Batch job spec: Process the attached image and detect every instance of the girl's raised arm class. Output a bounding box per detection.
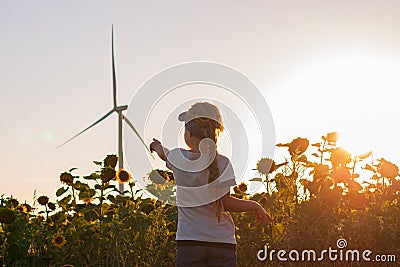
[149,138,169,162]
[221,193,273,224]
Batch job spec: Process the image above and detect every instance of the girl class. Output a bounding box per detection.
[150,102,272,267]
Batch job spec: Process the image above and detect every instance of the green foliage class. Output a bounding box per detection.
[1,134,400,266]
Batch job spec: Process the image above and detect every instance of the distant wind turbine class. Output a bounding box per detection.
[57,25,152,193]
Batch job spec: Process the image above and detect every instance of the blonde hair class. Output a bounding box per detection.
[186,102,225,222]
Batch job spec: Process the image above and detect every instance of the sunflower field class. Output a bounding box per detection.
[1,132,400,266]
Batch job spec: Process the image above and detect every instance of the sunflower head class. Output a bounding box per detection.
[15,205,27,212]
[8,199,19,209]
[16,204,32,213]
[378,159,399,179]
[52,235,66,247]
[60,172,74,185]
[0,208,16,224]
[237,182,248,193]
[23,204,32,213]
[104,154,118,168]
[257,158,275,175]
[233,186,240,194]
[116,169,132,184]
[326,132,339,143]
[288,137,309,156]
[38,196,49,206]
[153,169,174,182]
[148,169,168,185]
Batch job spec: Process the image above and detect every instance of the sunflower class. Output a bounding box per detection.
[116,169,132,184]
[52,235,66,247]
[257,158,275,175]
[148,170,167,185]
[23,204,32,213]
[378,159,399,179]
[288,137,309,155]
[16,205,27,212]
[0,208,15,224]
[326,132,339,143]
[238,182,248,193]
[8,199,19,208]
[104,154,118,168]
[233,186,240,194]
[16,204,33,213]
[60,172,74,185]
[37,196,49,206]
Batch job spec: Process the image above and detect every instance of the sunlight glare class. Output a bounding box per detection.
[270,51,400,165]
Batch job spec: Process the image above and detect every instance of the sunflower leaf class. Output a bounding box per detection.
[58,194,72,207]
[104,184,116,190]
[83,173,100,180]
[276,143,289,147]
[363,164,376,172]
[79,189,96,202]
[56,187,68,197]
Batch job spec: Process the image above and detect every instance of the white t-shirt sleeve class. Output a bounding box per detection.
[216,158,236,189]
[165,148,177,170]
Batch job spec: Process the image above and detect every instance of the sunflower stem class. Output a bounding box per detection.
[45,205,49,222]
[266,174,270,195]
[129,183,135,199]
[71,186,76,207]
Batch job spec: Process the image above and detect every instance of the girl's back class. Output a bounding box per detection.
[167,148,237,245]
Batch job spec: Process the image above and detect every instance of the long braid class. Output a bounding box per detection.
[196,117,224,222]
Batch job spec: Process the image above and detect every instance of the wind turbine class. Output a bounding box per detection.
[57,25,152,193]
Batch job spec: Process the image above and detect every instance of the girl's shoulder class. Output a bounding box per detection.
[166,148,200,165]
[217,153,230,162]
[166,148,232,169]
[168,148,231,162]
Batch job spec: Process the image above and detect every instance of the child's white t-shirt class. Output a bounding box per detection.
[166,148,237,245]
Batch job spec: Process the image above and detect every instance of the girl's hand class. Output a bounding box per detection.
[254,205,273,225]
[150,138,162,153]
[150,138,168,161]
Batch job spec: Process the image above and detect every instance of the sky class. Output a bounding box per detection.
[1,1,400,202]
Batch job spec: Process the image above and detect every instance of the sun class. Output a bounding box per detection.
[269,50,400,171]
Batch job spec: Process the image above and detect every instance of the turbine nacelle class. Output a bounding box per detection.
[115,105,128,112]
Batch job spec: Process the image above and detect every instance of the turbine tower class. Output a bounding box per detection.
[57,25,151,193]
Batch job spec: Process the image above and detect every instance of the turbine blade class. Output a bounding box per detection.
[57,109,115,149]
[111,25,117,108]
[123,115,154,159]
